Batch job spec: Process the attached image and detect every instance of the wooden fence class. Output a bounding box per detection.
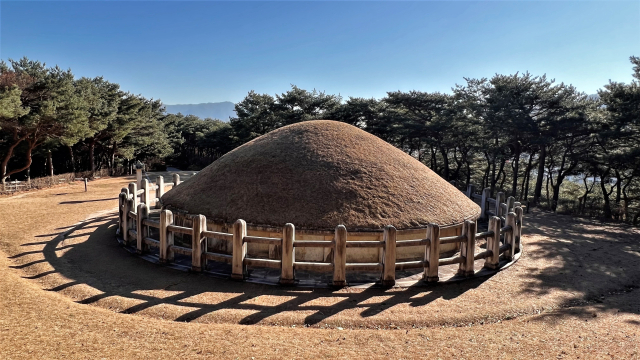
[117,173,524,287]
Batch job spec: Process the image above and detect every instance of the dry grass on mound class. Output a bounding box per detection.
[162,120,480,230]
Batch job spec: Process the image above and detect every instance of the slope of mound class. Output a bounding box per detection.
[161,120,480,230]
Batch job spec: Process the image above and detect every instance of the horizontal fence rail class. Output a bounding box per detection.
[117,177,525,287]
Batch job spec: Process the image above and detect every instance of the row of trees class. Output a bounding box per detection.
[1,56,638,224]
[0,58,172,182]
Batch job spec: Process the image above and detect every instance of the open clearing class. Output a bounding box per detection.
[1,177,639,359]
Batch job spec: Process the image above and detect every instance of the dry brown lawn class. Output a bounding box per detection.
[0,176,639,359]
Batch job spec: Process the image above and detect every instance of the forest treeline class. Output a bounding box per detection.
[1,57,638,224]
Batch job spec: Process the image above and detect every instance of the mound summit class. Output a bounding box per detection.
[161,120,480,230]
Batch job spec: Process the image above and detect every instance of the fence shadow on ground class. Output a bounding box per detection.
[11,213,492,326]
[9,209,640,326]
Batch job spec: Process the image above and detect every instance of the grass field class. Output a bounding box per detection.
[1,176,638,359]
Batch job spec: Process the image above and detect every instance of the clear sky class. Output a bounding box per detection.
[1,1,639,105]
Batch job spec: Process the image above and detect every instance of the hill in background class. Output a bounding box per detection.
[164,101,236,121]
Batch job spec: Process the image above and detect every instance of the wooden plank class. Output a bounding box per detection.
[142,219,160,229]
[244,235,282,245]
[345,241,384,248]
[294,240,334,248]
[333,225,347,287]
[170,245,192,256]
[515,206,523,253]
[244,257,281,269]
[167,224,193,235]
[345,263,383,271]
[439,255,463,266]
[395,238,430,248]
[381,225,396,287]
[504,212,516,261]
[231,219,247,280]
[474,250,492,260]
[144,237,160,248]
[395,260,425,270]
[475,230,494,240]
[280,223,295,285]
[294,262,333,272]
[440,234,466,245]
[202,230,233,242]
[205,252,232,264]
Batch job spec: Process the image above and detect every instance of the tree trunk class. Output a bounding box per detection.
[68,145,76,174]
[511,148,521,198]
[600,171,612,219]
[89,139,96,177]
[47,150,53,177]
[533,146,546,206]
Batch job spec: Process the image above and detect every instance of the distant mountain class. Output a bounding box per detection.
[164,101,236,121]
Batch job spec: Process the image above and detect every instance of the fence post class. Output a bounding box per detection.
[480,188,491,220]
[118,192,127,235]
[191,214,206,272]
[515,206,523,253]
[128,182,138,209]
[125,198,135,245]
[382,225,397,287]
[136,203,149,254]
[424,224,440,282]
[485,216,501,269]
[172,174,181,187]
[231,219,247,280]
[280,223,295,285]
[156,176,164,209]
[136,167,142,189]
[141,179,150,207]
[122,195,130,242]
[458,220,476,277]
[505,212,516,261]
[333,225,347,287]
[84,178,88,192]
[466,184,475,198]
[507,196,515,213]
[159,210,174,264]
[495,192,505,218]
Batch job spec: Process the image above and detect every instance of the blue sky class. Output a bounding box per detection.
[1,1,639,104]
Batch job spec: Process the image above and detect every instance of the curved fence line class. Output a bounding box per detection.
[116,172,524,287]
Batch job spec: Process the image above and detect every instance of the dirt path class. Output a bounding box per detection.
[1,177,638,359]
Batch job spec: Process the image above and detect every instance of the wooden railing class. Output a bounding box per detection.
[117,179,524,287]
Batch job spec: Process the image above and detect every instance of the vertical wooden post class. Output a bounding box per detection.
[84,178,88,192]
[136,203,149,254]
[128,182,138,209]
[424,224,440,282]
[141,178,150,207]
[485,216,501,269]
[466,184,475,198]
[231,219,247,280]
[122,195,130,242]
[480,188,491,220]
[515,206,523,253]
[382,225,397,287]
[191,214,206,272]
[333,225,347,287]
[458,220,476,277]
[495,192,505,218]
[136,167,142,188]
[280,223,295,285]
[505,212,516,261]
[507,196,515,213]
[155,176,164,209]
[159,210,174,263]
[125,198,135,245]
[118,192,126,235]
[172,174,181,187]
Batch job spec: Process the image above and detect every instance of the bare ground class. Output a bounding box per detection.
[0,176,638,359]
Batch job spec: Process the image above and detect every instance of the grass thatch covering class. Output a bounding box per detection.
[162,120,480,230]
